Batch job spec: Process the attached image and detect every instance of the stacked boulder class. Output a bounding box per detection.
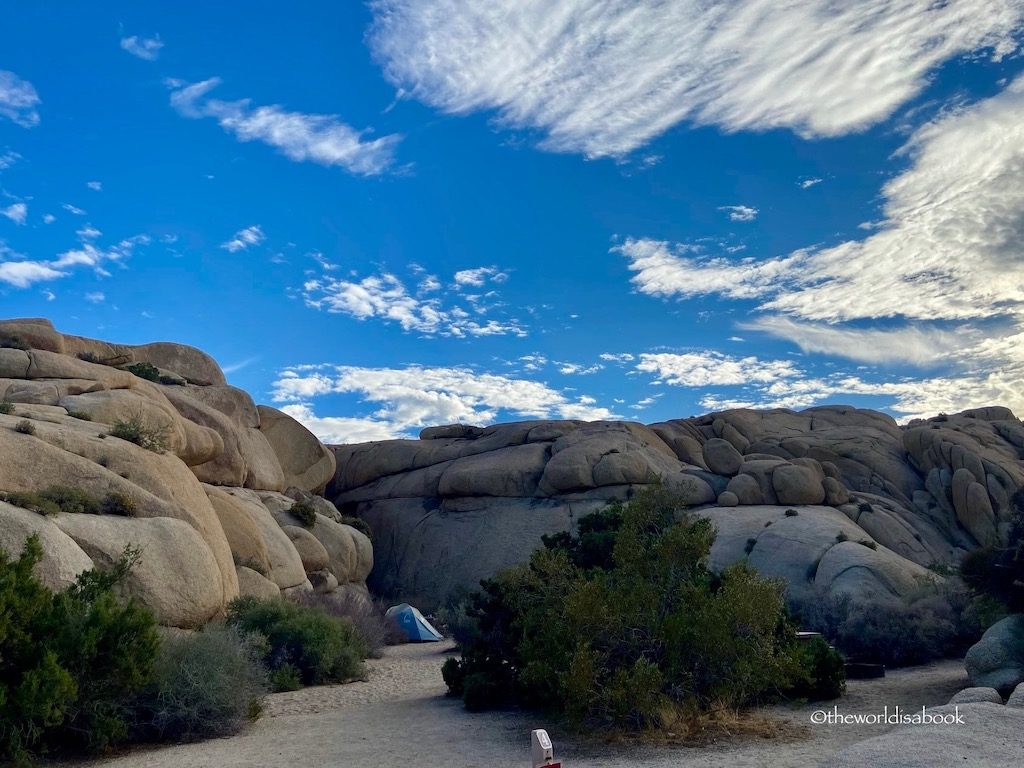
[0,318,370,628]
[330,405,1024,612]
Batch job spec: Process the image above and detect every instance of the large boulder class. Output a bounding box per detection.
[965,615,1024,695]
[54,514,224,629]
[0,501,94,590]
[257,405,336,493]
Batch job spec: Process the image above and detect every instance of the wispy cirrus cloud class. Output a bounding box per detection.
[1,202,27,225]
[369,0,1023,157]
[622,75,1024,326]
[221,225,265,253]
[0,70,40,127]
[719,205,758,222]
[120,35,164,61]
[167,78,401,175]
[272,364,616,443]
[0,235,149,288]
[303,267,526,338]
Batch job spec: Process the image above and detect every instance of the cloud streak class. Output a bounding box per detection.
[168,78,401,175]
[272,364,616,442]
[369,0,1023,157]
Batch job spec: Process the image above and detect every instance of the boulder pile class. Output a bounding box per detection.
[329,406,1024,611]
[0,318,371,628]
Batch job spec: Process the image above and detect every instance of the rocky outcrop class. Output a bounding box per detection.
[329,405,1024,611]
[0,318,370,628]
[965,615,1024,695]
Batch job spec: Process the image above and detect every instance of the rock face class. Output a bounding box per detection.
[329,405,1024,611]
[0,318,370,627]
[965,615,1024,695]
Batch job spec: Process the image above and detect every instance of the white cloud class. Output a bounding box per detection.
[0,70,40,127]
[61,203,86,215]
[719,205,758,222]
[0,261,64,288]
[0,150,20,170]
[369,0,1023,157]
[168,78,401,175]
[85,291,105,303]
[120,35,164,61]
[599,353,635,363]
[0,234,150,288]
[624,76,1024,325]
[1,203,27,225]
[558,362,603,375]
[303,268,526,338]
[637,351,801,388]
[742,316,977,367]
[42,214,55,224]
[272,364,617,442]
[221,225,265,253]
[799,177,823,189]
[76,225,102,240]
[86,180,102,191]
[453,266,508,287]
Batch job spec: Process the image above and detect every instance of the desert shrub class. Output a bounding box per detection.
[65,410,92,421]
[15,419,35,435]
[859,539,877,550]
[226,596,368,690]
[293,591,401,657]
[0,537,159,762]
[124,362,161,382]
[435,590,479,648]
[443,488,835,730]
[0,487,136,518]
[339,515,373,539]
[135,625,268,742]
[77,351,102,364]
[101,492,137,517]
[0,333,30,350]
[158,375,181,386]
[798,579,990,666]
[289,501,318,528]
[0,401,13,415]
[835,531,849,543]
[785,509,799,517]
[109,415,171,454]
[787,637,846,700]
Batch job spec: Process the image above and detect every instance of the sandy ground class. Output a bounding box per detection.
[79,642,969,768]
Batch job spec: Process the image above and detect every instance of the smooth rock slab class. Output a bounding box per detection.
[820,703,1024,768]
[965,614,1024,695]
[948,687,1003,705]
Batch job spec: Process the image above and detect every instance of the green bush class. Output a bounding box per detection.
[135,625,267,742]
[109,415,171,454]
[0,401,13,415]
[0,487,137,518]
[226,596,368,690]
[443,488,831,730]
[65,410,92,421]
[289,501,318,528]
[786,637,846,700]
[339,515,372,539]
[0,537,159,762]
[15,419,35,435]
[785,509,799,517]
[294,591,402,658]
[124,362,161,382]
[798,580,991,666]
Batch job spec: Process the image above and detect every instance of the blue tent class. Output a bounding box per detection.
[386,603,444,642]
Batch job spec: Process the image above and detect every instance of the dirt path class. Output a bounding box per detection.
[80,642,969,768]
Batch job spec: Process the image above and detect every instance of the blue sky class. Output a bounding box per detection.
[3,1,1024,442]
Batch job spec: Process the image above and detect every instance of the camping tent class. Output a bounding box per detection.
[386,603,444,642]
